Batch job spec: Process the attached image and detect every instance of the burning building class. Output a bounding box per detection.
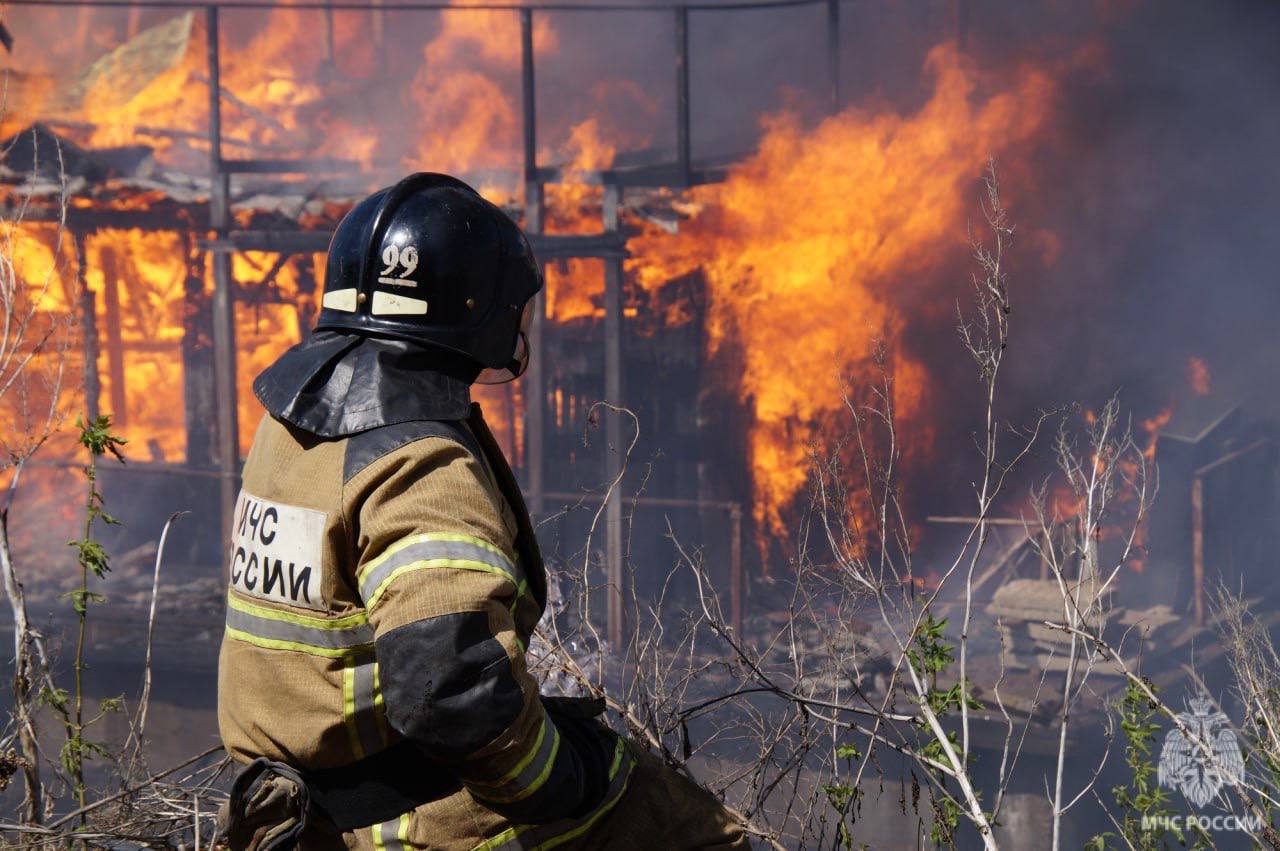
[2,0,1279,658]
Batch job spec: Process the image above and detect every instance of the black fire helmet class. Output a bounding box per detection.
[314,172,543,381]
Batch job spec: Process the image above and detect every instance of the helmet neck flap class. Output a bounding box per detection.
[254,172,542,437]
[254,331,479,438]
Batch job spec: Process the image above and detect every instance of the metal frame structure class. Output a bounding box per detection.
[7,0,849,643]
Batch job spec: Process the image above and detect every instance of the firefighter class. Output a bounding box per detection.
[217,173,748,851]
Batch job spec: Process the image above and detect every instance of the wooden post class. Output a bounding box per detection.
[208,6,240,542]
[73,5,94,65]
[371,0,386,76]
[126,6,142,39]
[521,8,546,520]
[324,0,337,69]
[182,238,216,468]
[99,247,127,428]
[603,183,625,649]
[1191,475,1205,625]
[520,9,537,187]
[826,0,840,112]
[504,382,518,462]
[75,231,100,423]
[952,0,969,50]
[674,7,692,186]
[1039,530,1049,581]
[729,503,743,635]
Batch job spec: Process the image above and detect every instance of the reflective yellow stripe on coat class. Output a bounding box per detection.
[469,739,636,851]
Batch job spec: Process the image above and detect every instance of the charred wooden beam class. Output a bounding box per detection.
[371,0,386,75]
[520,8,546,515]
[324,0,337,67]
[99,245,128,428]
[523,184,546,517]
[827,0,840,111]
[293,256,319,339]
[674,7,692,187]
[1188,438,1270,626]
[1191,476,1205,625]
[218,157,360,174]
[207,5,240,539]
[220,229,626,259]
[532,162,729,188]
[74,230,100,423]
[220,231,329,254]
[729,504,742,635]
[520,8,537,185]
[183,238,216,468]
[537,491,741,512]
[0,205,211,231]
[952,0,969,50]
[533,233,627,259]
[603,182,625,648]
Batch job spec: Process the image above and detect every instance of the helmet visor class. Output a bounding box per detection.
[476,300,534,385]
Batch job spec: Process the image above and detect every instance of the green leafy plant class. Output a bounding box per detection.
[821,742,866,848]
[908,611,981,847]
[60,414,126,813]
[1087,678,1208,850]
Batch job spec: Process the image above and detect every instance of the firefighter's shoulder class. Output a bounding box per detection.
[340,419,516,559]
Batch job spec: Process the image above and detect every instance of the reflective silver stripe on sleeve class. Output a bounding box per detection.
[358,534,521,608]
[470,738,635,851]
[372,814,410,851]
[344,656,385,760]
[224,595,374,656]
[469,716,561,804]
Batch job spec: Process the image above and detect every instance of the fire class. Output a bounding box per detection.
[543,119,626,324]
[409,0,557,179]
[74,13,204,152]
[1187,356,1211,396]
[1139,406,1172,460]
[6,7,389,169]
[81,228,189,460]
[231,250,324,453]
[3,10,1070,554]
[628,45,1056,536]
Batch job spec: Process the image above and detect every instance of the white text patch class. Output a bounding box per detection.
[228,490,326,610]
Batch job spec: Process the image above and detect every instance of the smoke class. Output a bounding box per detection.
[973,0,1280,421]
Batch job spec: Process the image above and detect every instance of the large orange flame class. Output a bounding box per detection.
[629,45,1056,536]
[409,0,557,182]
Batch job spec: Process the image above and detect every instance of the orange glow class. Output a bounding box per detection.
[409,1,557,179]
[83,229,188,460]
[546,259,604,324]
[1139,406,1172,461]
[1187,356,1211,396]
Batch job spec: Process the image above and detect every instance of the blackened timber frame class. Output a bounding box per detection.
[7,0,849,646]
[206,5,239,552]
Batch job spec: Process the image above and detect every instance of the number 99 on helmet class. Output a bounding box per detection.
[315,173,543,383]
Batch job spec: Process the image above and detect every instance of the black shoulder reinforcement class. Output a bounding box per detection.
[343,418,483,483]
[376,611,525,761]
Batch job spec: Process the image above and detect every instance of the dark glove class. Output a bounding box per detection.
[542,696,618,819]
[219,758,311,851]
[542,694,606,721]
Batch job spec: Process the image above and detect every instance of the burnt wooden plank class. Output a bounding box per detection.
[218,157,361,174]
